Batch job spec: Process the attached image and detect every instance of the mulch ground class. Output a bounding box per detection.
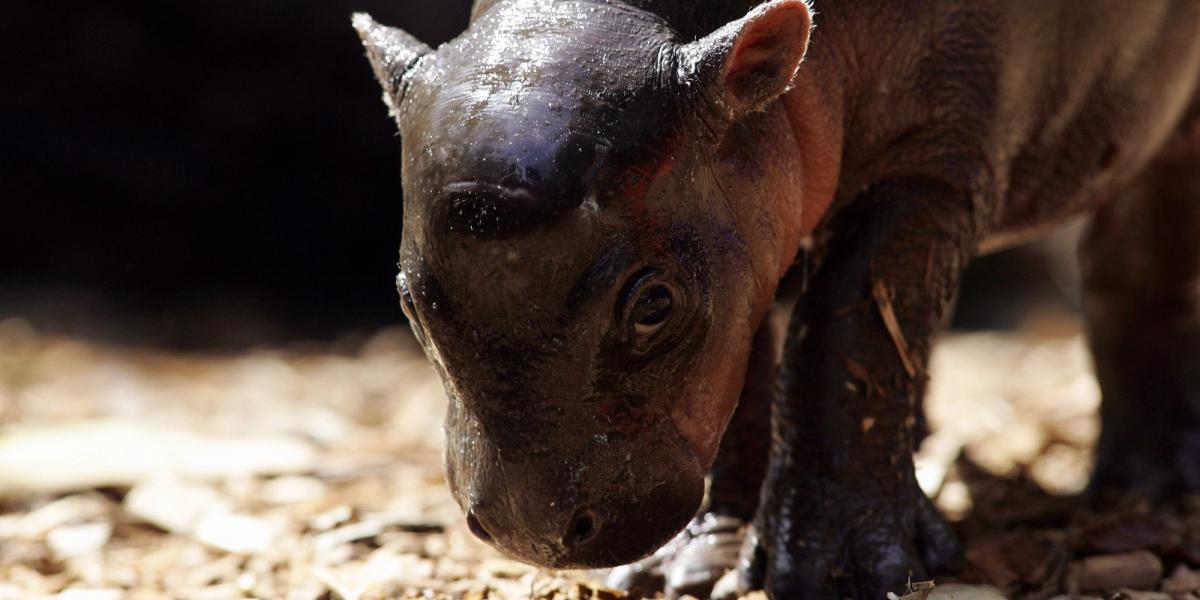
[1,311,1198,600]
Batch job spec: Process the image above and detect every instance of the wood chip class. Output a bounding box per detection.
[0,495,112,539]
[124,476,231,535]
[53,590,123,600]
[1082,512,1183,554]
[309,505,354,531]
[1109,590,1171,600]
[928,584,1007,599]
[0,420,316,494]
[193,512,283,555]
[313,565,362,600]
[46,522,112,559]
[1163,564,1200,595]
[260,475,327,505]
[888,583,1005,600]
[312,520,384,555]
[1075,550,1163,592]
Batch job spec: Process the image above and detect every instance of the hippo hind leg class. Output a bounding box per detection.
[1084,110,1200,498]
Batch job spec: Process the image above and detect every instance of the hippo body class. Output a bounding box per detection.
[355,1,1200,598]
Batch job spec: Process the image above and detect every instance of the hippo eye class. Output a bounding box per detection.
[632,285,673,336]
[397,271,424,341]
[397,272,415,317]
[618,269,680,347]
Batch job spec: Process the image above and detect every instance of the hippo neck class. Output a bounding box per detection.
[783,6,847,239]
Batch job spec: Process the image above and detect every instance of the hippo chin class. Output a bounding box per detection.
[355,0,1200,597]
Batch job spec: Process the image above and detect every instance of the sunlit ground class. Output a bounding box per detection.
[0,310,1191,599]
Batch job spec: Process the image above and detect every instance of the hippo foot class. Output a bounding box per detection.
[735,478,963,600]
[606,513,744,599]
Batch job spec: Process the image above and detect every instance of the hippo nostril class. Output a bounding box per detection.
[564,508,601,547]
[466,510,493,543]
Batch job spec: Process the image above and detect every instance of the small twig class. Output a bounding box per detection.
[887,577,935,600]
[313,566,362,600]
[872,281,919,378]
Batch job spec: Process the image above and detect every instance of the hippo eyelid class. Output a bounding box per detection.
[564,237,636,314]
[615,268,664,321]
[442,181,537,201]
[436,181,570,237]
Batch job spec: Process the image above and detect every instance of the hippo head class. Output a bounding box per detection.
[354,0,812,569]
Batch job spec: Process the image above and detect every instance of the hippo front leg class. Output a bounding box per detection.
[741,179,972,599]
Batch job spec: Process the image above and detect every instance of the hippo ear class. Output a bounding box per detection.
[679,0,812,120]
[352,13,433,117]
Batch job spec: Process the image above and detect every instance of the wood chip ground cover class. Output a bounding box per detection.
[0,314,1197,599]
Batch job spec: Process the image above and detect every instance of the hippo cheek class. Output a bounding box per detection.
[667,333,759,470]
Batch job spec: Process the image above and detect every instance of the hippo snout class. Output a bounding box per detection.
[445,400,707,569]
[462,472,703,568]
[466,504,600,551]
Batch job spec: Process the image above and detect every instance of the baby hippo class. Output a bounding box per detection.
[353,0,1200,598]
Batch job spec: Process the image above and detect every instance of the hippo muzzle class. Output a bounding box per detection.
[444,394,706,568]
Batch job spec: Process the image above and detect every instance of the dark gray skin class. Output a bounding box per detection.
[353,1,1200,598]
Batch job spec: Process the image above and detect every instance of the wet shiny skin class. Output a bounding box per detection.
[355,0,809,569]
[357,0,1200,596]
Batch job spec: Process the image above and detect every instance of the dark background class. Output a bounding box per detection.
[2,1,475,348]
[1,0,1077,350]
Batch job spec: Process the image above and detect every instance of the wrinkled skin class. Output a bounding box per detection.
[354,0,1200,597]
